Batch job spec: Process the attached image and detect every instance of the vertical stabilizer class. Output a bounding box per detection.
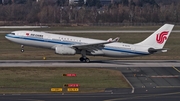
[135,24,174,49]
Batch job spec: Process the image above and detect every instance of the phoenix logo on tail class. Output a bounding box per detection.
[156,31,169,44]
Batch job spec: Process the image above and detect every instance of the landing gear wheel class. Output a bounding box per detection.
[79,57,84,62]
[85,58,90,63]
[21,49,24,53]
[79,57,90,63]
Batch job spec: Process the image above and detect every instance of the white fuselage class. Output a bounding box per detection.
[5,31,150,57]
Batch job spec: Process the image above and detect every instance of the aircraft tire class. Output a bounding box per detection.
[79,57,90,63]
[85,58,90,63]
[21,49,24,53]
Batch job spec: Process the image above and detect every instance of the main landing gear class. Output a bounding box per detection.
[79,50,90,63]
[21,45,24,53]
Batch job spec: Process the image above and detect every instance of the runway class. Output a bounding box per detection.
[0,60,180,67]
[0,92,180,101]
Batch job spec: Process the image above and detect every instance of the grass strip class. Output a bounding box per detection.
[0,67,130,93]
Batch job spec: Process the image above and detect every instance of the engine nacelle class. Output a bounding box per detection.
[55,46,76,55]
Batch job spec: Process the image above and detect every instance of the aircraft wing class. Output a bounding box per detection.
[72,37,119,51]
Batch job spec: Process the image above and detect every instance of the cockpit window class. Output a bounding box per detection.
[10,33,15,35]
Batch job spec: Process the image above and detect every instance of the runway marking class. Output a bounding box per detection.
[104,92,180,101]
[151,75,179,78]
[156,86,180,88]
[172,66,180,73]
[19,99,44,101]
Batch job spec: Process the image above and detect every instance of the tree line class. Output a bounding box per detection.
[0,0,179,25]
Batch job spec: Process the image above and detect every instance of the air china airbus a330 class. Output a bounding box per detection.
[5,24,174,63]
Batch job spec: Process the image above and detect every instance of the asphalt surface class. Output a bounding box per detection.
[113,67,180,94]
[0,92,180,101]
[0,60,180,67]
[117,67,180,88]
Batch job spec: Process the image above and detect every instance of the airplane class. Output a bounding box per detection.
[5,24,174,63]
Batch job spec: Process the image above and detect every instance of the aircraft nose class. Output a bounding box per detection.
[5,35,9,41]
[5,33,13,40]
[5,34,9,39]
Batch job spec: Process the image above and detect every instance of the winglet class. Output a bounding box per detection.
[113,37,119,42]
[107,37,119,42]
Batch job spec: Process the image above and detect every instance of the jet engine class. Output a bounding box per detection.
[55,46,76,55]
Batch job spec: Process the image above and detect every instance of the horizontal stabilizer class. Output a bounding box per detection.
[148,48,168,54]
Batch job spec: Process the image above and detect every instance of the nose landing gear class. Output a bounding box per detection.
[21,45,24,53]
